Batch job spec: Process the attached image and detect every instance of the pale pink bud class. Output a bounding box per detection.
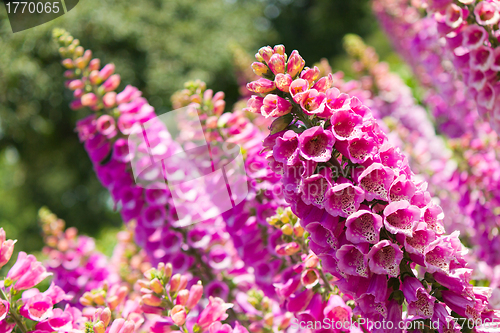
[101,74,121,92]
[68,79,85,90]
[89,70,102,85]
[247,78,276,94]
[103,92,117,108]
[312,74,333,92]
[74,57,87,70]
[99,64,115,81]
[74,89,84,98]
[108,319,125,333]
[203,89,213,101]
[273,44,286,55]
[268,54,286,74]
[252,62,271,77]
[304,254,319,268]
[94,321,106,333]
[7,252,36,281]
[213,91,225,102]
[176,289,189,306]
[213,100,225,116]
[164,263,173,280]
[285,242,300,255]
[62,59,74,69]
[171,305,187,326]
[0,239,16,269]
[119,321,135,333]
[258,46,274,63]
[14,261,52,290]
[83,50,92,63]
[150,278,164,294]
[81,93,98,107]
[116,85,142,105]
[100,308,112,327]
[286,50,305,78]
[142,294,162,307]
[275,73,293,92]
[89,58,101,71]
[186,283,203,310]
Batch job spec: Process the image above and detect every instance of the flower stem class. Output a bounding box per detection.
[319,269,333,293]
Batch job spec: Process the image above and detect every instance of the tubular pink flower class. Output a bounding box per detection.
[336,134,377,164]
[325,181,365,217]
[383,200,421,237]
[7,251,37,281]
[402,277,435,319]
[19,293,53,321]
[268,53,286,74]
[367,240,403,277]
[356,163,395,201]
[196,297,233,330]
[96,115,116,137]
[261,94,292,118]
[301,173,331,208]
[99,63,115,81]
[102,74,121,92]
[445,3,463,28]
[462,25,488,49]
[336,244,370,277]
[273,130,300,165]
[330,109,362,141]
[14,261,52,290]
[298,126,335,162]
[470,46,494,71]
[345,210,383,244]
[300,89,327,116]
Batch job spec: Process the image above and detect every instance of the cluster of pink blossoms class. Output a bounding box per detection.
[247,44,500,331]
[373,0,500,268]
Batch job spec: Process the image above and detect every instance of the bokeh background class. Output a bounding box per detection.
[0,0,410,253]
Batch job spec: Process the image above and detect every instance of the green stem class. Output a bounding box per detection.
[0,288,27,333]
[319,269,333,293]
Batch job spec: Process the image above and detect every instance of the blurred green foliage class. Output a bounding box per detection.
[0,0,381,252]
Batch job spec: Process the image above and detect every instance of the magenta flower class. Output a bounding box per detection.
[0,228,16,269]
[474,0,500,25]
[273,130,300,165]
[261,94,292,118]
[445,3,463,28]
[402,277,435,319]
[470,46,494,71]
[424,236,456,274]
[323,295,352,327]
[300,89,327,116]
[383,200,421,237]
[268,53,286,74]
[389,175,416,202]
[345,210,383,244]
[336,244,370,277]
[367,240,403,277]
[19,293,53,321]
[404,223,436,264]
[196,297,233,330]
[356,163,395,201]
[298,126,335,162]
[14,261,52,291]
[301,173,331,208]
[7,252,37,281]
[324,181,365,217]
[336,135,377,164]
[330,109,362,140]
[462,25,488,49]
[325,88,351,114]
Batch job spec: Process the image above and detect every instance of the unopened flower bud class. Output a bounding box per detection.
[148,278,162,295]
[70,99,83,110]
[281,224,293,236]
[252,62,271,77]
[93,321,106,333]
[268,54,286,74]
[213,100,225,116]
[142,294,163,307]
[100,308,112,327]
[89,70,102,85]
[83,50,92,62]
[171,305,187,326]
[101,74,121,92]
[62,59,74,69]
[304,253,319,268]
[164,263,173,281]
[275,73,292,92]
[293,222,304,238]
[279,312,294,330]
[99,64,115,81]
[176,289,189,306]
[120,321,135,333]
[93,291,106,305]
[74,46,84,57]
[103,92,117,108]
[68,79,85,90]
[186,283,203,310]
[74,57,87,70]
[258,46,273,63]
[300,66,320,84]
[286,50,305,78]
[81,93,98,107]
[264,313,274,326]
[169,274,181,292]
[89,58,100,71]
